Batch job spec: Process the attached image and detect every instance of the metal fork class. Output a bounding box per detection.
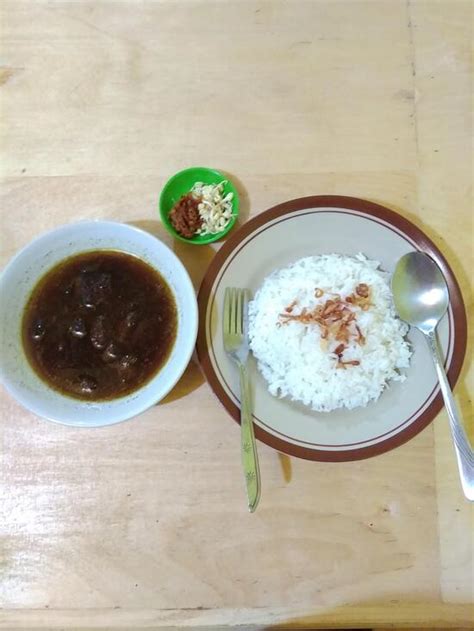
[223,287,261,512]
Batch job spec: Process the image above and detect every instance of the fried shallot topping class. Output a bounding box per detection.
[279,284,371,368]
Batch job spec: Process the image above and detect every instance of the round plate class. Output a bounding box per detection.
[197,196,467,461]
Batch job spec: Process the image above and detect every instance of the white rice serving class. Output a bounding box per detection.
[248,254,411,411]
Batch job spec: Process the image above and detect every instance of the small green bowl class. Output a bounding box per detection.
[159,167,239,245]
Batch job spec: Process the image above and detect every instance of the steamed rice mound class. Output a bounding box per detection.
[248,254,411,412]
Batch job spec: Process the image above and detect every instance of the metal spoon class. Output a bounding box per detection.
[392,251,473,501]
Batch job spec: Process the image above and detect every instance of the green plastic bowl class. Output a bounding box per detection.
[159,167,239,245]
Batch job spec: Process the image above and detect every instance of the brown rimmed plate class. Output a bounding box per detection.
[197,196,467,461]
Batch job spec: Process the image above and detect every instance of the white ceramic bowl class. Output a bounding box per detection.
[0,221,198,427]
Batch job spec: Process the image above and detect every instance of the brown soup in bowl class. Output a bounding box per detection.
[22,250,177,401]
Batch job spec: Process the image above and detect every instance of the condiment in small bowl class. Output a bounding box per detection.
[159,167,239,244]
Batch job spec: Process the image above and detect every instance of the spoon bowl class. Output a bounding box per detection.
[392,252,449,333]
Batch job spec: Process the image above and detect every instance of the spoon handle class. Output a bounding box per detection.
[425,330,474,501]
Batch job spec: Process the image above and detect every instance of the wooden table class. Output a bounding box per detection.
[1,1,472,629]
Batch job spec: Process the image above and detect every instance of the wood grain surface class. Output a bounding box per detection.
[0,1,472,629]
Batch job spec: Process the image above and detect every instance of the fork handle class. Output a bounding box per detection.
[239,363,261,512]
